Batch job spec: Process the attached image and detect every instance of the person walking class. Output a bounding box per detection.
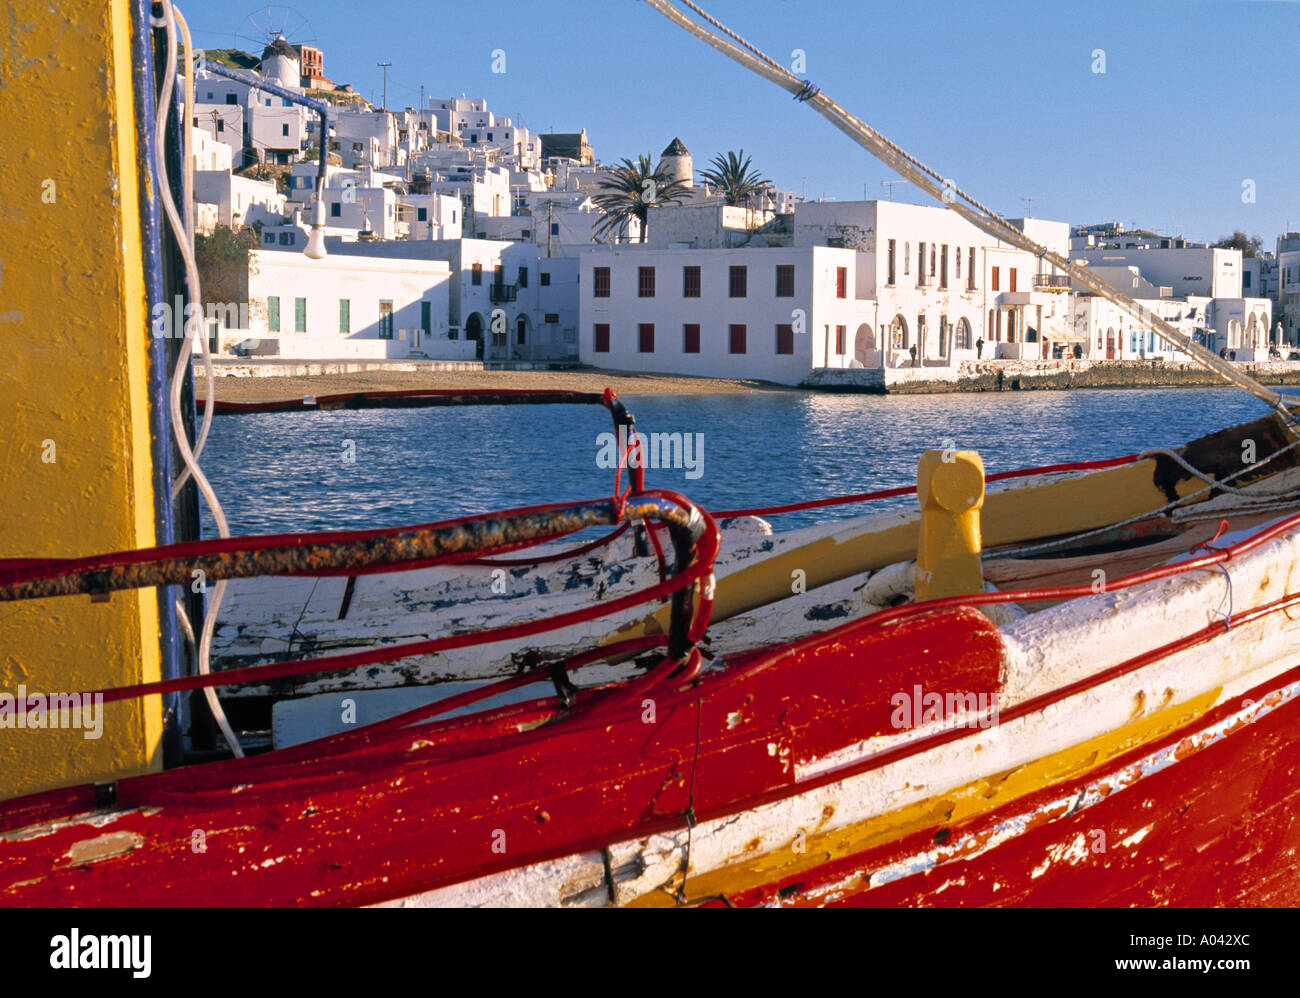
[909,344,918,367]
[975,337,984,360]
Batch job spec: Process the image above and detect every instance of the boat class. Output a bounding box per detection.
[1,0,1298,908]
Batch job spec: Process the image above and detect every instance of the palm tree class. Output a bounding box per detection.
[592,155,691,243]
[699,149,771,206]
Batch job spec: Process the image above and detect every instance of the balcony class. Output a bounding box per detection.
[489,283,518,304]
[1033,274,1072,292]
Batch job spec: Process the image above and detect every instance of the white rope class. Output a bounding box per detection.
[1139,447,1300,498]
[643,0,1297,423]
[168,4,215,499]
[155,0,243,758]
[986,437,1300,560]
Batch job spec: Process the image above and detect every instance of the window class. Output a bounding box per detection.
[282,123,290,137]
[593,266,610,297]
[904,241,910,276]
[930,245,936,277]
[472,263,483,286]
[550,222,559,235]
[683,323,700,353]
[263,232,275,245]
[638,323,655,353]
[518,266,529,289]
[917,243,927,286]
[991,266,1000,292]
[487,132,493,141]
[544,313,559,324]
[968,248,977,290]
[940,245,948,289]
[378,300,394,339]
[266,296,280,333]
[776,264,795,298]
[417,207,427,222]
[339,299,350,334]
[293,297,306,333]
[541,272,551,286]
[729,266,747,298]
[776,323,794,355]
[330,202,341,218]
[225,93,237,105]
[729,323,747,353]
[887,239,896,285]
[955,247,962,280]
[421,301,432,335]
[594,323,610,352]
[835,267,848,299]
[216,119,224,133]
[835,325,846,354]
[1244,272,1252,290]
[638,266,655,298]
[1009,268,1017,293]
[683,266,701,298]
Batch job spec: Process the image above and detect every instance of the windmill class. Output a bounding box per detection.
[232,6,318,66]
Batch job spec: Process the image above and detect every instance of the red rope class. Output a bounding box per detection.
[8,491,719,710]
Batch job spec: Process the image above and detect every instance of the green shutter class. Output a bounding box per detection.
[294,297,306,332]
[339,299,350,334]
[267,296,280,333]
[421,301,431,334]
[379,300,393,339]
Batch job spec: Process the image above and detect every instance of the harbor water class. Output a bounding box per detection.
[200,386,1299,536]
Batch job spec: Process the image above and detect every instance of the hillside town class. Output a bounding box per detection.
[187,38,1300,389]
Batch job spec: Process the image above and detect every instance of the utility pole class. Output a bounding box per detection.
[882,179,908,201]
[547,199,554,258]
[377,60,392,111]
[1021,195,1043,217]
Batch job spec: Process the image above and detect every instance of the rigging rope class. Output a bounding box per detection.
[643,0,1297,428]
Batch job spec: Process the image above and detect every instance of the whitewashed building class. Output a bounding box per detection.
[193,170,286,229]
[793,201,1074,365]
[243,249,463,360]
[1276,233,1300,346]
[577,244,868,384]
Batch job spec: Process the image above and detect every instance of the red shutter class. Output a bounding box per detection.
[836,267,847,299]
[729,324,747,353]
[835,325,846,354]
[776,324,794,355]
[594,323,610,352]
[683,324,700,353]
[638,323,655,353]
[991,266,1000,292]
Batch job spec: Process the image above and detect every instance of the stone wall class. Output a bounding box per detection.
[802,359,1300,394]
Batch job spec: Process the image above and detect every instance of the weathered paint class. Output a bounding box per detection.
[3,522,1299,905]
[0,0,163,798]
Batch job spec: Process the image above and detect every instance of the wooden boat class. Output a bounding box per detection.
[2,0,1299,908]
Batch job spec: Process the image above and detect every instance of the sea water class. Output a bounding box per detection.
[199,386,1296,536]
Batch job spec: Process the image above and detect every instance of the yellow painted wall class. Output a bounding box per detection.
[0,0,164,798]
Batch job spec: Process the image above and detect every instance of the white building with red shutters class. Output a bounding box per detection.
[577,200,1073,385]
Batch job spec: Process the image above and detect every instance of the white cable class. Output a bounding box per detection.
[155,0,243,757]
[169,4,215,498]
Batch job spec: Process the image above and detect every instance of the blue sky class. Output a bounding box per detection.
[182,0,1300,246]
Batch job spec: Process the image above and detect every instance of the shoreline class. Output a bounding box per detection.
[197,366,790,402]
[195,360,1300,403]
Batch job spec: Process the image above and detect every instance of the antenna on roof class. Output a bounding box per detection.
[881,179,907,201]
[1021,196,1043,217]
